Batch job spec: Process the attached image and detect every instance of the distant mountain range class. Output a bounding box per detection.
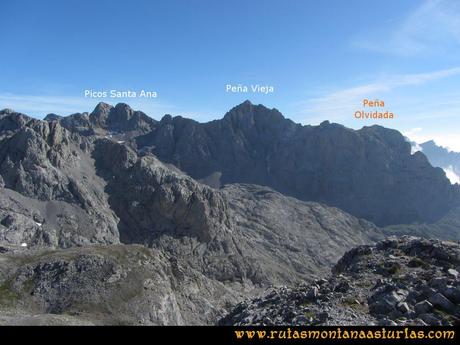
[416,140,460,184]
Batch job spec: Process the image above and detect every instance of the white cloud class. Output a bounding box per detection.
[353,0,460,56]
[428,136,460,153]
[411,142,423,154]
[296,67,460,123]
[404,129,460,153]
[0,93,91,116]
[443,166,460,184]
[411,143,422,154]
[403,129,424,154]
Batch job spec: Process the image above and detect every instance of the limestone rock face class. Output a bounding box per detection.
[92,139,230,245]
[0,245,242,325]
[88,140,382,285]
[133,101,460,226]
[0,110,120,248]
[221,184,382,279]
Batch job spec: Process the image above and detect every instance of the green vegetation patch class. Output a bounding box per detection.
[378,261,401,276]
[408,257,429,269]
[0,280,20,307]
[341,296,367,312]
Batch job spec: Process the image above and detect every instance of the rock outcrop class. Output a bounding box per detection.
[219,237,460,326]
[0,244,242,325]
[0,110,120,247]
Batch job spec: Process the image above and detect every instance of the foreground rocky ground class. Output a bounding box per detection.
[1,236,459,325]
[0,243,248,325]
[219,236,460,326]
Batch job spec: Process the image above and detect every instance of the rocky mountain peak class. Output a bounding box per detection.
[89,102,113,126]
[423,140,437,147]
[0,111,32,132]
[108,103,134,124]
[43,113,62,122]
[92,102,113,115]
[63,102,155,134]
[223,100,286,126]
[160,114,173,123]
[229,99,254,112]
[421,140,456,156]
[0,108,15,115]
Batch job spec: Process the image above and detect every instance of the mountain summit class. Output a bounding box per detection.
[133,101,460,226]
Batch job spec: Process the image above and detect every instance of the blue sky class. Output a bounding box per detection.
[1,0,460,150]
